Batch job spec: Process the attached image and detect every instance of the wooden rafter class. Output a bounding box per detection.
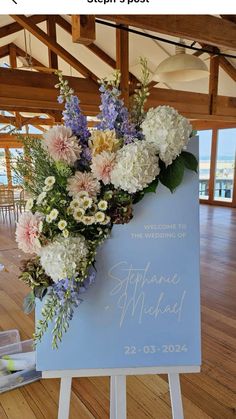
[0,45,9,59]
[56,15,139,87]
[47,16,58,69]
[0,15,47,39]
[10,15,98,83]
[193,44,217,57]
[1,67,236,122]
[219,57,236,82]
[13,44,47,69]
[193,42,236,84]
[0,42,47,71]
[99,15,236,50]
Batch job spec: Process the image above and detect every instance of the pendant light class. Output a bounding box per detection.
[154,39,209,83]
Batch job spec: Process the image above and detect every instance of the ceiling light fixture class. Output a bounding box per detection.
[154,39,209,83]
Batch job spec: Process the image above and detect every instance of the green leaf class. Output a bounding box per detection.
[23,291,35,315]
[132,191,144,204]
[181,151,198,173]
[132,179,158,204]
[144,178,159,194]
[159,156,185,193]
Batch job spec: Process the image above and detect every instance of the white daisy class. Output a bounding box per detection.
[58,220,67,231]
[98,200,108,211]
[45,176,56,187]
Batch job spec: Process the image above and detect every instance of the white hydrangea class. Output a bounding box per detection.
[141,106,192,166]
[110,141,160,194]
[39,235,88,282]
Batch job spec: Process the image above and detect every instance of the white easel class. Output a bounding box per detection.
[42,365,200,419]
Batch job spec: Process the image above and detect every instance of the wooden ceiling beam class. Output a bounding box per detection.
[72,15,96,45]
[10,15,98,83]
[56,15,138,87]
[0,15,47,39]
[46,16,58,69]
[99,15,236,50]
[116,25,129,106]
[1,68,236,122]
[209,55,220,115]
[0,67,100,116]
[220,15,236,24]
[191,120,236,130]
[0,44,9,59]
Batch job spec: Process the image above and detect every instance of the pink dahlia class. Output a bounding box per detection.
[16,212,43,254]
[91,151,116,185]
[67,171,100,199]
[44,125,81,166]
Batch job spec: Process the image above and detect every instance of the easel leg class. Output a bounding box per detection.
[58,377,72,419]
[168,373,184,419]
[110,376,127,419]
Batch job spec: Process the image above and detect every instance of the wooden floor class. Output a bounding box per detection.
[0,205,236,419]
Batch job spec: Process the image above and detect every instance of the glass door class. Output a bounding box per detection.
[213,129,236,204]
[199,130,212,201]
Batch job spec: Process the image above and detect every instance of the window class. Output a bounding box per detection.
[9,148,23,186]
[214,129,236,203]
[199,130,212,200]
[0,148,7,186]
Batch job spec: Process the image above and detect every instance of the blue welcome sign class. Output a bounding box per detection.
[36,139,201,371]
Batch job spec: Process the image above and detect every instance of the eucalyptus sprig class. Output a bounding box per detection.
[130,57,150,124]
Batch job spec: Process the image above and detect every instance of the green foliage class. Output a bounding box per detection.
[143,178,159,194]
[13,137,53,196]
[34,293,58,346]
[181,151,198,173]
[132,179,159,204]
[130,57,150,125]
[159,156,185,193]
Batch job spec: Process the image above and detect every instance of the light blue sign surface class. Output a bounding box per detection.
[36,139,201,371]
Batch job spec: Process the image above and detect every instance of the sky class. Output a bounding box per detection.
[199,129,236,158]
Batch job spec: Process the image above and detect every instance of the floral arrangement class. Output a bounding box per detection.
[14,60,197,348]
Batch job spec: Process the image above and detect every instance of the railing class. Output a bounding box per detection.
[199,179,233,200]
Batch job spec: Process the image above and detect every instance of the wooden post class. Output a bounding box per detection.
[116,25,129,107]
[5,148,12,187]
[209,55,219,115]
[72,15,96,45]
[9,44,22,130]
[208,128,218,202]
[9,43,17,68]
[47,16,58,69]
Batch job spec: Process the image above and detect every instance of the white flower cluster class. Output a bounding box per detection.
[141,106,192,166]
[39,235,88,282]
[110,141,160,194]
[69,192,110,226]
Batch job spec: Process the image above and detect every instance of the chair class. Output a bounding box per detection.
[0,189,16,224]
[14,188,26,220]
